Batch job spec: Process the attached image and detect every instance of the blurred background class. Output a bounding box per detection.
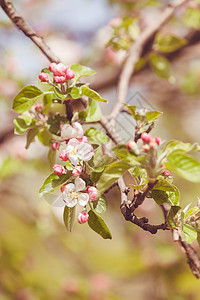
[1,0,200,299]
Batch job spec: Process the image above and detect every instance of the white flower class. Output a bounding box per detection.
[62,177,89,207]
[65,138,94,165]
[61,122,83,140]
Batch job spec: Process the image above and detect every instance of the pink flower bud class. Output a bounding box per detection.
[78,212,89,224]
[154,136,161,145]
[161,164,165,168]
[72,166,82,177]
[60,184,66,193]
[35,104,42,111]
[127,140,140,155]
[59,151,69,161]
[52,63,68,76]
[51,141,60,151]
[39,72,49,82]
[163,170,170,176]
[49,62,57,72]
[141,133,151,144]
[53,164,65,175]
[150,142,156,150]
[65,68,75,80]
[142,145,150,152]
[53,76,66,83]
[87,186,98,201]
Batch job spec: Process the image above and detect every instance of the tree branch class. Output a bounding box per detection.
[0,0,60,63]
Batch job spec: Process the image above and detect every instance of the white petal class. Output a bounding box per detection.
[77,143,93,161]
[75,177,86,192]
[69,154,79,165]
[78,193,89,206]
[65,183,75,193]
[73,122,84,138]
[81,151,94,161]
[63,193,77,207]
[68,138,80,148]
[65,144,74,153]
[61,124,77,139]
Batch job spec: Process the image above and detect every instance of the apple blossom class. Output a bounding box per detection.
[65,138,94,165]
[72,166,82,177]
[53,164,65,175]
[59,150,69,161]
[52,63,68,76]
[87,186,98,201]
[35,104,42,111]
[53,76,66,83]
[49,62,57,72]
[62,177,89,207]
[61,122,83,140]
[51,141,60,151]
[78,212,89,224]
[164,170,170,176]
[65,68,75,80]
[39,72,49,82]
[154,136,161,145]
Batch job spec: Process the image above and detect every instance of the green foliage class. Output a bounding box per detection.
[149,53,171,79]
[164,140,200,155]
[154,34,186,52]
[85,127,109,144]
[183,8,200,29]
[39,173,72,196]
[79,98,101,122]
[63,206,76,232]
[81,86,107,102]
[26,127,39,149]
[88,210,112,239]
[14,114,35,135]
[47,115,67,135]
[167,206,181,228]
[12,85,45,113]
[167,151,200,183]
[37,128,52,146]
[182,224,197,244]
[71,64,96,81]
[97,160,132,195]
[93,195,108,214]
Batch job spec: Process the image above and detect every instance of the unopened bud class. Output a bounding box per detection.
[141,133,151,144]
[127,140,140,155]
[78,212,89,224]
[39,72,49,82]
[51,142,60,151]
[154,136,161,145]
[87,186,98,201]
[65,68,75,80]
[53,164,65,175]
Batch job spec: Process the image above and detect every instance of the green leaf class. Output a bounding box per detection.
[93,195,108,214]
[93,156,117,168]
[71,64,96,81]
[167,151,200,182]
[112,145,139,164]
[70,86,81,99]
[53,87,66,100]
[154,34,186,52]
[183,8,200,29]
[123,104,140,121]
[151,189,169,205]
[47,115,67,135]
[167,205,181,228]
[25,127,39,149]
[97,161,131,195]
[185,207,200,220]
[85,127,109,144]
[154,179,175,192]
[145,110,163,123]
[88,210,112,239]
[163,140,200,155]
[39,172,71,196]
[182,224,197,243]
[79,99,101,122]
[149,53,171,79]
[166,185,180,206]
[48,148,56,169]
[65,161,73,171]
[81,86,107,102]
[38,128,52,147]
[12,85,44,113]
[14,114,35,135]
[63,206,76,232]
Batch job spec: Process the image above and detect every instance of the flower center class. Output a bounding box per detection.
[71,191,78,199]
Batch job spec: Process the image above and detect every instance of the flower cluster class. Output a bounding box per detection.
[39,62,75,84]
[52,122,98,224]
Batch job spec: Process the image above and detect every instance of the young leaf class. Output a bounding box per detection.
[97,161,131,195]
[88,210,112,239]
[152,189,169,205]
[79,99,101,122]
[39,173,71,196]
[163,140,200,155]
[166,185,180,206]
[14,115,35,135]
[70,86,82,99]
[183,8,200,29]
[167,205,181,228]
[167,151,200,182]
[145,111,163,123]
[85,127,109,144]
[154,34,186,52]
[149,53,171,79]
[12,85,44,113]
[38,128,52,146]
[81,86,107,102]
[71,64,96,81]
[182,224,197,244]
[48,148,56,169]
[63,206,76,232]
[93,195,108,214]
[26,127,39,149]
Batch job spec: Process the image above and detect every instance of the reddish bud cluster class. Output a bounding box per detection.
[49,62,75,83]
[78,212,89,224]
